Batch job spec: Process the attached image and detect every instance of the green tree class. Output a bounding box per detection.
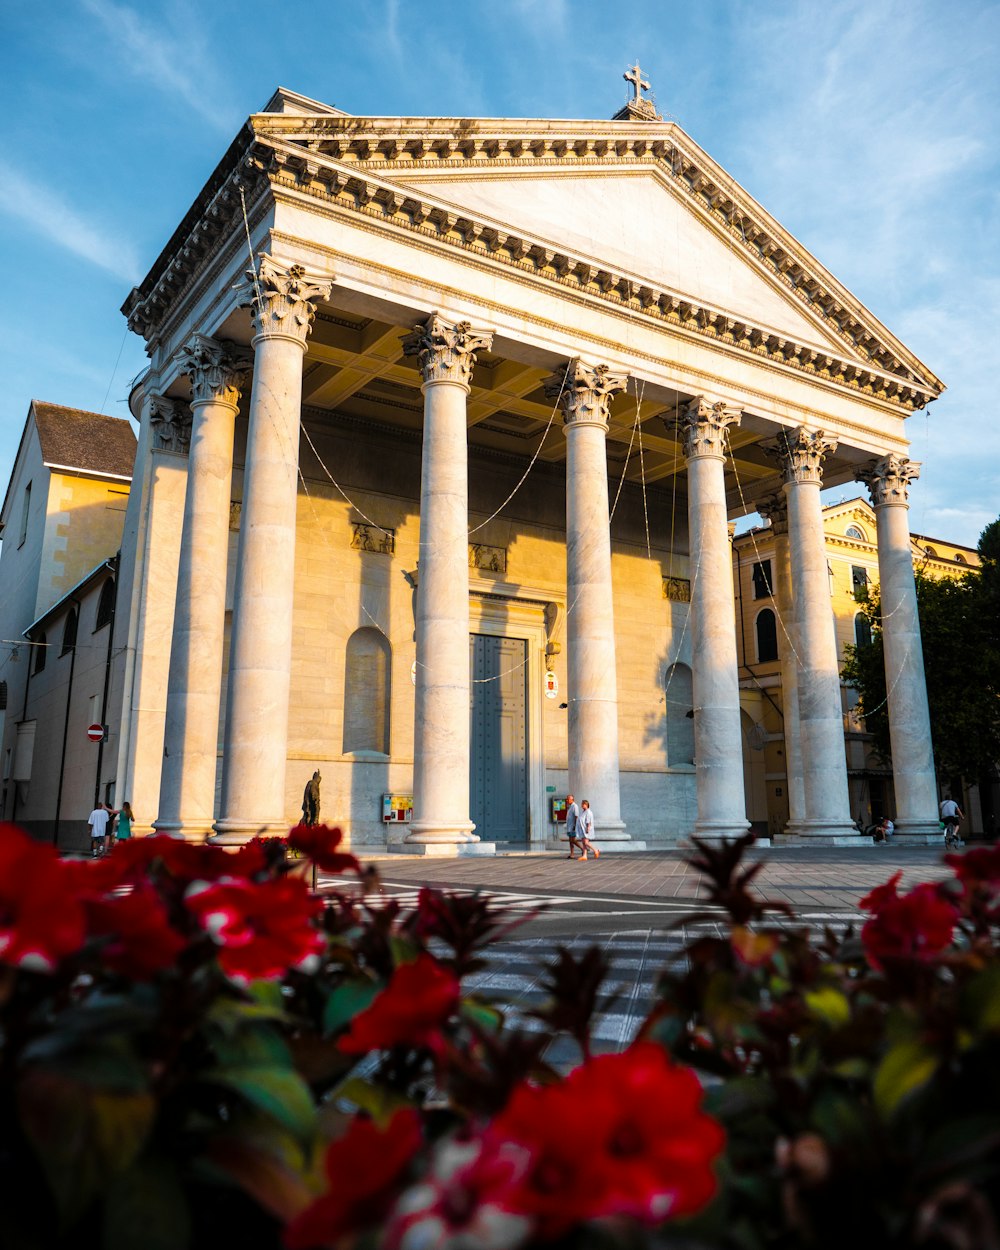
[842,518,1000,825]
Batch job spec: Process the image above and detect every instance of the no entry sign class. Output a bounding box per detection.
[87,723,105,743]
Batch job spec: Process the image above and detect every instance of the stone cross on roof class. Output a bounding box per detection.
[624,62,651,103]
[613,62,661,123]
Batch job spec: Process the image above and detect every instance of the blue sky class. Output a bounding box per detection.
[1,0,997,546]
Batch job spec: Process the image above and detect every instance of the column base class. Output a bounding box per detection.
[588,839,647,852]
[893,821,945,842]
[151,819,213,843]
[584,820,631,842]
[693,818,752,840]
[389,841,497,857]
[405,819,478,844]
[210,819,290,846]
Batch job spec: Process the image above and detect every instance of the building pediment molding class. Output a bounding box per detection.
[123,107,942,414]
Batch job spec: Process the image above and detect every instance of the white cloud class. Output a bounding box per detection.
[80,0,238,132]
[0,160,141,283]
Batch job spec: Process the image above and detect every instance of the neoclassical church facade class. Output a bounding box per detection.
[109,78,944,853]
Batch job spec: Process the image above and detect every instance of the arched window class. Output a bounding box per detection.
[923,545,938,559]
[60,608,78,657]
[755,608,778,663]
[854,612,872,648]
[95,578,115,630]
[343,627,391,754]
[845,524,866,541]
[955,553,967,564]
[34,632,47,674]
[664,662,695,767]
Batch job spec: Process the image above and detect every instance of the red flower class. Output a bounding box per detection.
[284,1109,421,1249]
[484,1043,724,1235]
[85,885,188,979]
[0,824,86,972]
[338,953,460,1054]
[186,876,323,984]
[860,875,959,970]
[946,845,1000,886]
[287,824,360,875]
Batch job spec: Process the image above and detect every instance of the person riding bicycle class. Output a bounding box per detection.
[940,796,964,848]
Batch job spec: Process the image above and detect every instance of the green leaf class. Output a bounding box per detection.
[873,1040,938,1119]
[334,1076,415,1125]
[460,997,504,1032]
[206,1131,313,1222]
[213,1065,316,1142]
[104,1155,191,1250]
[804,987,851,1028]
[962,965,1000,1032]
[208,1021,291,1069]
[18,1068,155,1224]
[322,979,381,1037]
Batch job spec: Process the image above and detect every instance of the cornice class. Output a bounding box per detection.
[248,115,941,397]
[123,114,938,417]
[257,146,934,411]
[272,225,916,455]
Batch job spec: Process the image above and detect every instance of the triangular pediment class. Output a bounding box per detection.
[388,167,846,355]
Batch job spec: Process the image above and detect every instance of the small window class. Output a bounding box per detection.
[755,609,778,663]
[955,553,966,564]
[95,578,115,630]
[34,632,47,674]
[924,545,938,558]
[0,680,6,710]
[60,608,78,657]
[18,482,31,547]
[851,565,868,600]
[845,524,866,541]
[751,560,772,600]
[855,612,872,648]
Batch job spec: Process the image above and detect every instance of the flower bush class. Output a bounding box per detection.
[0,823,997,1249]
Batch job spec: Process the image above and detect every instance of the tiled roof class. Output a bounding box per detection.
[32,402,136,479]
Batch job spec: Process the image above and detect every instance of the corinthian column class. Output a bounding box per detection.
[155,336,250,839]
[856,455,939,839]
[214,257,333,842]
[680,399,750,839]
[770,428,854,838]
[401,314,493,853]
[545,360,631,843]
[756,491,805,831]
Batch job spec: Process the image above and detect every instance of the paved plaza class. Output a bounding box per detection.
[327,842,955,1061]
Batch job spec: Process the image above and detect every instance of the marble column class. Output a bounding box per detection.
[545,360,631,842]
[155,337,250,839]
[681,399,751,839]
[757,491,806,831]
[771,428,855,838]
[213,257,333,842]
[401,315,493,853]
[857,455,939,838]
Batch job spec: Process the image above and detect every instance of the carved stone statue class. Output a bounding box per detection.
[301,770,322,826]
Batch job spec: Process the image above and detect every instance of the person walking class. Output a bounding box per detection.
[88,803,113,858]
[940,795,964,848]
[564,794,583,859]
[115,801,135,843]
[577,799,600,860]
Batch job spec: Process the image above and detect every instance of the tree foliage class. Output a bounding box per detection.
[842,518,1000,782]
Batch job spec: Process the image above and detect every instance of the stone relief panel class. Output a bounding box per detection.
[468,543,507,574]
[663,576,692,603]
[351,522,396,555]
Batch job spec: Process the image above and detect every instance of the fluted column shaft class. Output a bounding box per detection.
[758,494,805,829]
[858,456,939,837]
[156,337,250,838]
[403,315,493,848]
[775,429,854,837]
[546,361,629,839]
[682,400,750,839]
[214,258,332,842]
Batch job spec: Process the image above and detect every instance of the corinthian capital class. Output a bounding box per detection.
[240,255,333,346]
[175,334,252,407]
[676,397,742,459]
[401,313,494,388]
[149,396,192,454]
[766,427,838,485]
[756,490,789,536]
[856,453,920,507]
[543,359,629,430]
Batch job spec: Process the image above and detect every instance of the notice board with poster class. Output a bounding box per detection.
[382,794,413,823]
[550,796,568,823]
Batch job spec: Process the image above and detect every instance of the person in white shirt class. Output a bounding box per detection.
[564,795,582,859]
[88,804,112,858]
[940,796,964,848]
[577,800,600,861]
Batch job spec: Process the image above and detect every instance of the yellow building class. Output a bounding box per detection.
[734,497,980,837]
